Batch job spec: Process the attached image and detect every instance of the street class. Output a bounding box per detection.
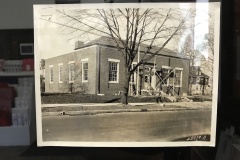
[42,110,211,142]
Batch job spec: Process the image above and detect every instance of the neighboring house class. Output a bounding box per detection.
[189,66,210,95]
[44,36,190,96]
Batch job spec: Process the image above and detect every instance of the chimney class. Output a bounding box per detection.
[75,41,84,50]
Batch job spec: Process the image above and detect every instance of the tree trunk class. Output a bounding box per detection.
[121,71,131,105]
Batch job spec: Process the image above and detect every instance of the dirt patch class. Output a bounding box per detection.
[187,95,212,102]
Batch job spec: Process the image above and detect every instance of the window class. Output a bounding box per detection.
[109,62,118,82]
[68,62,75,82]
[81,58,89,82]
[131,62,137,83]
[162,68,170,85]
[174,69,182,87]
[49,65,53,83]
[198,71,202,75]
[197,77,200,83]
[161,66,172,85]
[108,58,120,83]
[145,75,148,83]
[58,63,63,83]
[190,76,193,83]
[205,78,209,85]
[82,62,88,82]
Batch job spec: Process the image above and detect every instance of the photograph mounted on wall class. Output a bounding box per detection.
[34,2,220,147]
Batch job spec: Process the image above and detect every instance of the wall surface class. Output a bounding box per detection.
[0,0,55,29]
[0,29,34,60]
[99,46,190,96]
[0,0,138,29]
[44,46,98,94]
[99,46,125,95]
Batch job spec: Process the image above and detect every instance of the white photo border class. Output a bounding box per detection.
[34,2,221,147]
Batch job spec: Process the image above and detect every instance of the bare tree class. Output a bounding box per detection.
[176,23,202,67]
[41,8,196,104]
[201,26,214,73]
[200,26,214,95]
[60,54,86,94]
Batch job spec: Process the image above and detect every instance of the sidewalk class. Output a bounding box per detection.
[41,101,212,116]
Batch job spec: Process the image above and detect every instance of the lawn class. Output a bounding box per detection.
[41,93,162,104]
[41,93,212,104]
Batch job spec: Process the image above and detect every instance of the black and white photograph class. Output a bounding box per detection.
[34,2,220,147]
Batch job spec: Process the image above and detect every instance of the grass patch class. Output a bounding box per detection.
[41,93,162,104]
[41,93,212,104]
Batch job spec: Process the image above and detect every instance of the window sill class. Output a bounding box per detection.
[109,81,118,84]
[174,85,181,87]
[82,81,88,83]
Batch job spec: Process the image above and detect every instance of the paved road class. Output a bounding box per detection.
[42,110,211,142]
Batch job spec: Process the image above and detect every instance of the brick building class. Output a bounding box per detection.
[44,36,190,96]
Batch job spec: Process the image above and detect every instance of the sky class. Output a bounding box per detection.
[34,3,219,61]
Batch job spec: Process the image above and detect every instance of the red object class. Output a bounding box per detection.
[0,86,17,126]
[0,82,8,88]
[22,59,34,71]
[0,100,12,126]
[0,87,16,101]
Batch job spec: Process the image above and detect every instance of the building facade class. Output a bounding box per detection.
[44,37,190,96]
[189,66,210,95]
